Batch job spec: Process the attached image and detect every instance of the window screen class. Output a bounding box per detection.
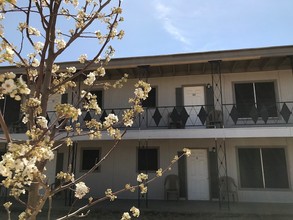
[235,83,255,118]
[238,148,263,188]
[255,82,277,117]
[238,147,289,189]
[262,148,289,188]
[235,82,277,118]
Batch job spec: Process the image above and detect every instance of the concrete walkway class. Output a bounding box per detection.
[1,198,293,219]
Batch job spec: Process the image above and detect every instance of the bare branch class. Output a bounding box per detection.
[0,111,11,143]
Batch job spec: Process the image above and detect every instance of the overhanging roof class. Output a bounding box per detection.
[1,45,293,78]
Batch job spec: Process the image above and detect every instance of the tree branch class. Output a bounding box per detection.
[0,111,11,143]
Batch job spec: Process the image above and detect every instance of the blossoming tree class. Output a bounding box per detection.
[0,0,191,219]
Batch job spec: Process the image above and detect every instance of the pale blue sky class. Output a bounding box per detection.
[111,0,293,58]
[2,0,293,62]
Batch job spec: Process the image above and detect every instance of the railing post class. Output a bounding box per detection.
[209,60,229,209]
[209,60,224,128]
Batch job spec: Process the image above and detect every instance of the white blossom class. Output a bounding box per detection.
[36,116,48,129]
[31,58,40,67]
[78,54,87,63]
[121,212,131,220]
[83,72,95,85]
[34,41,44,53]
[103,113,118,127]
[183,148,191,157]
[130,206,140,217]
[55,39,66,50]
[1,79,16,93]
[75,182,89,199]
[28,27,41,36]
[137,173,148,182]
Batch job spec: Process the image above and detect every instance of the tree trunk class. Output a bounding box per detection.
[26,181,40,220]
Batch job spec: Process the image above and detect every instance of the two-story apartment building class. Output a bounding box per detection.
[1,45,293,204]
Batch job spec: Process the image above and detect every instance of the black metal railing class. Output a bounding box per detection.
[6,101,293,133]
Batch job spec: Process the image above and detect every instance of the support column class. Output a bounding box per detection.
[209,60,229,209]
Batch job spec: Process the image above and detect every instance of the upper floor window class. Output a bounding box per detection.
[142,87,156,108]
[0,96,21,126]
[238,147,289,189]
[91,90,103,108]
[234,82,277,118]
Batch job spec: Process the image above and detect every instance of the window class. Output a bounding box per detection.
[81,148,100,171]
[61,93,68,104]
[234,82,277,118]
[91,90,103,108]
[238,148,289,189]
[0,96,21,126]
[142,87,156,108]
[137,148,158,171]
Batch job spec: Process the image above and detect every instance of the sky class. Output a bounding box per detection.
[2,0,293,62]
[110,0,293,58]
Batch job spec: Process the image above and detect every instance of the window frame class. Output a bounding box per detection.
[233,81,278,118]
[80,147,101,172]
[137,147,159,172]
[236,146,290,190]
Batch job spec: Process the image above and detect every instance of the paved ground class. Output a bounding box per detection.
[1,198,293,219]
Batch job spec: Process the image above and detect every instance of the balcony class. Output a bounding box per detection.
[6,101,293,134]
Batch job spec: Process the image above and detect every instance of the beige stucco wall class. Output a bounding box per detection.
[225,137,293,203]
[56,137,293,203]
[60,139,213,200]
[86,69,293,110]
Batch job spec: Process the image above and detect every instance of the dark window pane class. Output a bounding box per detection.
[91,90,103,107]
[255,82,277,117]
[142,88,156,108]
[238,148,263,188]
[138,148,158,171]
[0,96,21,126]
[82,149,100,171]
[262,148,289,188]
[235,83,255,118]
[61,93,68,104]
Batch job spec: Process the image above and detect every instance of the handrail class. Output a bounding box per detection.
[6,101,293,133]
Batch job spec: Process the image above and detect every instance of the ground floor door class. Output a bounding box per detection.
[187,149,210,200]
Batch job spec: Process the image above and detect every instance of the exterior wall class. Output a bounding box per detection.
[225,137,293,203]
[222,69,293,104]
[63,139,213,200]
[59,137,293,203]
[82,69,293,110]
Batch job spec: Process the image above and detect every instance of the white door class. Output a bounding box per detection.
[187,149,210,200]
[183,86,205,126]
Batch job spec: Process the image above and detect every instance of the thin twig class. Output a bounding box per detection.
[47,196,52,220]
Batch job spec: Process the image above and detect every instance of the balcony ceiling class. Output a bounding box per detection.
[105,56,292,80]
[103,45,293,79]
[1,45,293,79]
